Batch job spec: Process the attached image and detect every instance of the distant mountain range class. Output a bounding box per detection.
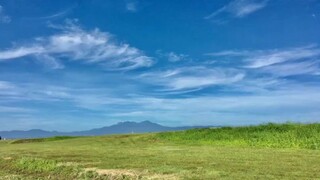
[0,121,211,139]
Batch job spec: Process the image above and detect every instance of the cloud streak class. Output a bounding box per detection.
[166,52,188,62]
[205,0,268,21]
[139,66,245,92]
[37,6,75,20]
[0,81,15,90]
[261,61,320,77]
[0,21,153,70]
[0,5,11,23]
[207,45,320,77]
[126,2,137,12]
[244,46,320,68]
[156,51,189,62]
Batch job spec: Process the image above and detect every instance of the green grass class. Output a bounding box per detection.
[0,123,319,179]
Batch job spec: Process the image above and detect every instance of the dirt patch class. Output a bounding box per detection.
[146,174,179,180]
[159,147,183,151]
[57,162,98,167]
[0,175,21,180]
[57,162,80,167]
[3,157,12,160]
[85,168,138,177]
[84,168,179,179]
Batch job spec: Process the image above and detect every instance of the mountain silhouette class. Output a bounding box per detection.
[0,121,211,139]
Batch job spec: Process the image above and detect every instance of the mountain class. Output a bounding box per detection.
[0,121,211,139]
[71,121,173,136]
[0,129,60,139]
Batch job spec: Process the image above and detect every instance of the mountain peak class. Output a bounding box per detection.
[139,120,154,124]
[115,121,137,125]
[115,121,155,126]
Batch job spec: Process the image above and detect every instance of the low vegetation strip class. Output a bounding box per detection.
[155,123,320,149]
[10,136,78,144]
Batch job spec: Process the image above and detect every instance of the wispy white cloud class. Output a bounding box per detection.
[0,47,45,60]
[167,52,188,62]
[34,54,64,70]
[156,51,189,62]
[37,6,74,20]
[43,10,70,19]
[261,61,320,77]
[139,66,245,91]
[244,46,320,68]
[0,106,34,113]
[110,111,146,117]
[100,86,320,126]
[1,78,320,128]
[0,5,11,23]
[207,45,320,77]
[0,80,130,111]
[206,50,252,57]
[126,1,138,12]
[0,81,14,89]
[0,20,153,70]
[0,82,69,102]
[22,6,75,21]
[227,77,286,94]
[205,0,268,21]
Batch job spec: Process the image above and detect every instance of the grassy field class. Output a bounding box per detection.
[0,123,319,179]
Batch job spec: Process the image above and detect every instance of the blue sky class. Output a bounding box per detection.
[0,0,320,131]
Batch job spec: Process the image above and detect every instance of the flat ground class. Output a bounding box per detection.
[0,123,319,179]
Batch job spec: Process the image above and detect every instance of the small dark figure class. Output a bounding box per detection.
[0,136,2,140]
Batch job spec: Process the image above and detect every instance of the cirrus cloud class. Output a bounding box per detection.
[0,21,153,70]
[139,66,245,92]
[207,45,320,77]
[0,5,11,23]
[205,0,268,22]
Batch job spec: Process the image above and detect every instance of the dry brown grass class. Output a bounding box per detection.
[84,167,179,180]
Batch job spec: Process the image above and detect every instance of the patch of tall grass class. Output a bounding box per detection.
[155,123,320,149]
